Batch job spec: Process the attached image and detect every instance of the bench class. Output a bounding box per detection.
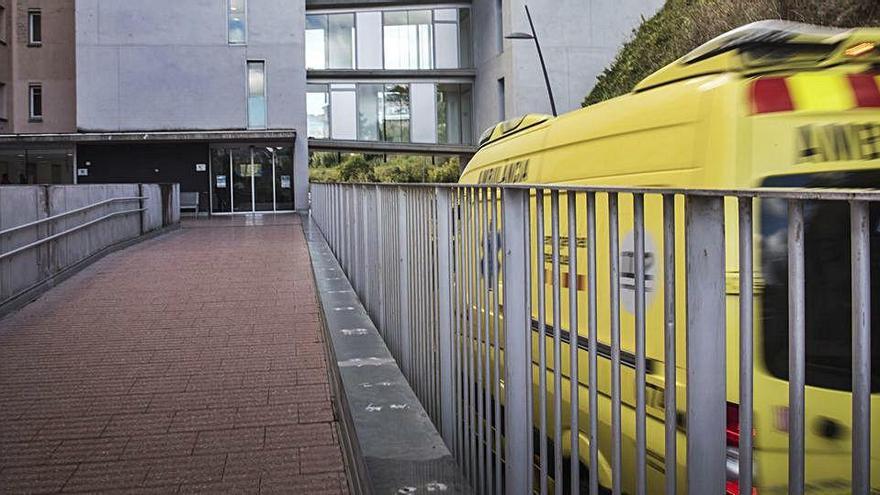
[180,192,200,216]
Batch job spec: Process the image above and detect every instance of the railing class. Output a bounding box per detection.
[0,184,180,311]
[310,182,876,495]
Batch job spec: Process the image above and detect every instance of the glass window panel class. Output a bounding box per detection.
[328,13,354,69]
[459,8,472,68]
[461,85,473,144]
[28,10,41,44]
[382,84,410,142]
[306,84,329,139]
[410,83,435,143]
[434,23,458,69]
[232,147,252,213]
[436,84,460,144]
[434,9,457,22]
[247,62,266,129]
[383,12,412,70]
[417,22,433,69]
[228,0,246,44]
[383,10,433,69]
[357,84,383,141]
[305,15,327,69]
[273,146,294,211]
[330,88,357,140]
[356,12,383,69]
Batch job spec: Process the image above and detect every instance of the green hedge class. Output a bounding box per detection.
[584,0,880,107]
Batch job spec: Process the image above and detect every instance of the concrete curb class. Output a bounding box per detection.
[301,213,471,495]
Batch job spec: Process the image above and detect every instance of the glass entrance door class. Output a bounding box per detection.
[210,145,295,214]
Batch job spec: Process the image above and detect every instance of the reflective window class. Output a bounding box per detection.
[228,0,246,44]
[0,149,74,185]
[437,84,473,145]
[328,14,355,69]
[383,10,433,70]
[306,14,355,69]
[247,61,266,129]
[305,15,327,69]
[307,84,329,139]
[459,8,472,68]
[383,84,410,142]
[357,84,383,141]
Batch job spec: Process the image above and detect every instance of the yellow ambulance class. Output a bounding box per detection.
[460,20,880,495]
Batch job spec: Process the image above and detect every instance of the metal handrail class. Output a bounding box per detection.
[0,196,145,237]
[0,208,145,261]
[310,181,880,201]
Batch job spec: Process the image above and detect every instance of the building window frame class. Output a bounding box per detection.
[227,0,247,45]
[28,84,42,122]
[0,6,8,45]
[27,9,41,46]
[246,60,267,129]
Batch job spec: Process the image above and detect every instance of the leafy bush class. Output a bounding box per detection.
[308,153,462,183]
[584,0,880,106]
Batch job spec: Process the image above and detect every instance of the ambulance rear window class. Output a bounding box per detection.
[760,171,880,392]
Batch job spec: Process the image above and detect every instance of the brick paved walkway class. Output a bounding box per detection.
[0,215,350,494]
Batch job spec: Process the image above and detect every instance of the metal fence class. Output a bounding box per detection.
[310,182,876,495]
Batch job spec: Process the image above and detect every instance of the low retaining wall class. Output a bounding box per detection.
[0,183,180,314]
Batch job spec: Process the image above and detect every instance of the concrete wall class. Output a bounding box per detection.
[75,0,309,209]
[472,0,663,136]
[0,183,178,311]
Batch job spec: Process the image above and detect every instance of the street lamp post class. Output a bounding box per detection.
[505,5,558,116]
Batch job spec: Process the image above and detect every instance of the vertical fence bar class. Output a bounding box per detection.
[739,197,754,495]
[568,191,580,495]
[453,188,465,467]
[398,189,412,378]
[684,195,727,495]
[662,194,677,495]
[586,192,599,495]
[437,187,455,450]
[608,192,622,495]
[634,193,646,495]
[491,187,503,495]
[502,187,531,495]
[477,189,487,494]
[466,187,476,484]
[852,200,872,495]
[481,188,493,495]
[536,188,549,495]
[788,200,805,495]
[551,190,563,495]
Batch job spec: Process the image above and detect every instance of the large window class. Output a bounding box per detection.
[247,62,266,129]
[437,84,473,145]
[309,82,472,145]
[228,0,246,44]
[307,84,330,139]
[305,7,473,70]
[306,13,355,69]
[383,10,432,70]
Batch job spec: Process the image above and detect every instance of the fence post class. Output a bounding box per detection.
[684,195,727,495]
[435,187,455,449]
[397,188,412,378]
[502,187,531,495]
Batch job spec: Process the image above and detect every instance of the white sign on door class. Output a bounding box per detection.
[216,175,227,188]
[77,168,89,177]
[195,163,207,172]
[281,175,291,189]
